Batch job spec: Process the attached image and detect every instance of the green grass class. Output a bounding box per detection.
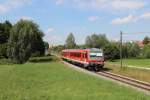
[107,59,150,68]
[0,62,149,100]
[105,63,150,83]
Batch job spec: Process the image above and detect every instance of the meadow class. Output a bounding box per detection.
[0,61,149,100]
[107,59,150,68]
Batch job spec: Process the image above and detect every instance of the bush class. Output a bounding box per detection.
[0,58,13,65]
[28,56,59,63]
[103,42,120,61]
[142,45,150,58]
[122,42,141,58]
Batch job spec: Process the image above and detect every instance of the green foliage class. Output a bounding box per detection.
[7,20,45,64]
[0,43,7,58]
[103,42,120,60]
[0,20,12,44]
[0,21,12,58]
[85,36,92,47]
[28,56,59,63]
[0,58,13,65]
[142,45,150,58]
[65,33,76,49]
[129,43,141,57]
[84,34,149,60]
[143,36,150,45]
[50,45,65,54]
[85,34,108,49]
[76,44,87,49]
[123,42,141,58]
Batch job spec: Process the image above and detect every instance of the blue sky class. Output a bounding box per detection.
[0,0,150,45]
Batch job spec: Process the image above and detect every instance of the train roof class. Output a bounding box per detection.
[62,48,102,53]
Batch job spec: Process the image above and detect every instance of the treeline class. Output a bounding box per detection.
[0,20,49,64]
[50,33,150,60]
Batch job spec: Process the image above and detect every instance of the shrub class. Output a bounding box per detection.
[142,45,150,58]
[28,56,59,63]
[103,42,120,61]
[0,58,13,65]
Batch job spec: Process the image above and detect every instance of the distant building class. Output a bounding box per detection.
[137,41,144,47]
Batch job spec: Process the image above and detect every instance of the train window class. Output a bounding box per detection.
[90,49,103,60]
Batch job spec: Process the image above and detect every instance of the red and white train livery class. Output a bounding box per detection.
[61,48,104,71]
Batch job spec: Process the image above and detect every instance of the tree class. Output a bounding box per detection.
[0,21,12,58]
[143,36,150,45]
[50,45,65,54]
[103,42,120,60]
[122,42,141,58]
[85,34,108,49]
[65,33,76,49]
[7,20,45,64]
[0,20,12,43]
[91,34,100,48]
[85,36,92,48]
[0,43,7,58]
[142,45,150,58]
[128,42,141,58]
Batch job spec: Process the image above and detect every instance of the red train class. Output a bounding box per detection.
[61,48,104,71]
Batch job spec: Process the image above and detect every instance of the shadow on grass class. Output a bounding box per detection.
[100,67,112,71]
[107,59,118,62]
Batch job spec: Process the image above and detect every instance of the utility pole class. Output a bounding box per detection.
[120,31,123,68]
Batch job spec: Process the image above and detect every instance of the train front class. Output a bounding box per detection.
[88,48,104,70]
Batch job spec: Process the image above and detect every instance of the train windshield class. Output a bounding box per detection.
[90,49,103,60]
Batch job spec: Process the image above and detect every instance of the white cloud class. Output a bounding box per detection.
[140,12,150,19]
[0,0,32,14]
[70,0,146,12]
[88,16,100,22]
[7,0,32,7]
[0,4,9,13]
[46,28,55,33]
[112,12,150,25]
[56,0,64,5]
[111,0,145,10]
[73,0,107,10]
[20,16,33,20]
[112,14,137,25]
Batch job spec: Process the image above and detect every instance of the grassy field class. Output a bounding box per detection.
[105,63,150,83]
[0,61,149,100]
[107,59,150,68]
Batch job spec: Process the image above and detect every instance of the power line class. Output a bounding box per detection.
[123,32,150,35]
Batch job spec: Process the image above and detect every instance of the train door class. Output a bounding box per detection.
[83,52,88,62]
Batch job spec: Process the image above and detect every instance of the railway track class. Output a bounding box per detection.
[97,71,150,92]
[62,61,150,92]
